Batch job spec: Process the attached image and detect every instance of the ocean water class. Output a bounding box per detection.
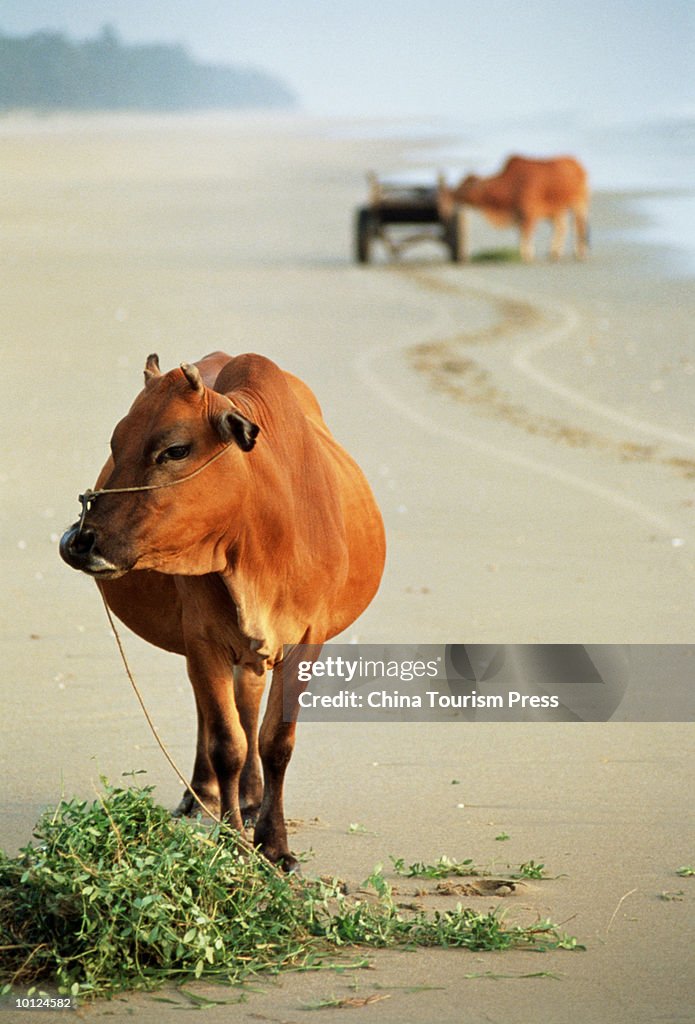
[338,113,695,274]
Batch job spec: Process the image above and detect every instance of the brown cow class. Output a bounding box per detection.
[438,155,589,262]
[60,351,386,869]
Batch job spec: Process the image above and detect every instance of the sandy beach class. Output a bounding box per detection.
[1,113,693,1023]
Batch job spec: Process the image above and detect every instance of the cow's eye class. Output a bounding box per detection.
[157,444,191,464]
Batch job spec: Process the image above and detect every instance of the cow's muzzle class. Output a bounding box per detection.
[59,523,124,578]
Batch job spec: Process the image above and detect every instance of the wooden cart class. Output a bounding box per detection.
[354,172,468,264]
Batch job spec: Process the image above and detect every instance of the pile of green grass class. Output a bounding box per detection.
[471,248,522,263]
[0,782,580,1001]
[392,855,549,880]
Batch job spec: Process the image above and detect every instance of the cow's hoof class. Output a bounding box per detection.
[276,852,301,875]
[259,846,300,874]
[172,789,221,820]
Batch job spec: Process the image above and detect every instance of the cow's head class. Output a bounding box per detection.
[437,173,480,220]
[59,354,260,579]
[456,174,480,202]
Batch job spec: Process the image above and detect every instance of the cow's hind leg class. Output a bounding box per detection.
[234,664,266,825]
[549,211,568,260]
[574,204,589,260]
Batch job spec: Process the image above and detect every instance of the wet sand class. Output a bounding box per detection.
[0,113,693,1022]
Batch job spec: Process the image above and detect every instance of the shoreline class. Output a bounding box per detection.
[0,107,692,275]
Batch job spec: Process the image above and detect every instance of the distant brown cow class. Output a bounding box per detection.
[438,155,589,262]
[60,351,386,869]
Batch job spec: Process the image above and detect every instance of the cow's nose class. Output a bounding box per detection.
[59,523,123,577]
[59,524,96,569]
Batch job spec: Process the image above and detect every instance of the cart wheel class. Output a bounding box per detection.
[446,205,468,263]
[355,208,377,263]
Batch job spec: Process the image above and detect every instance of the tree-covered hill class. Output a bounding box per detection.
[0,25,296,111]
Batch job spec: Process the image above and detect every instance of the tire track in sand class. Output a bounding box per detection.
[403,266,695,480]
[354,265,694,545]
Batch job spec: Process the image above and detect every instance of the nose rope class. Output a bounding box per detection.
[77,441,235,527]
[97,589,286,875]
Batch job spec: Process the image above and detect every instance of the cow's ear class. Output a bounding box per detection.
[216,409,260,452]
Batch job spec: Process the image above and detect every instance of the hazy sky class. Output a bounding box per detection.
[0,1,691,121]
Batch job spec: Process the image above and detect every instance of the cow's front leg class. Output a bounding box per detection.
[184,642,247,832]
[518,213,536,262]
[234,663,266,825]
[173,691,221,819]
